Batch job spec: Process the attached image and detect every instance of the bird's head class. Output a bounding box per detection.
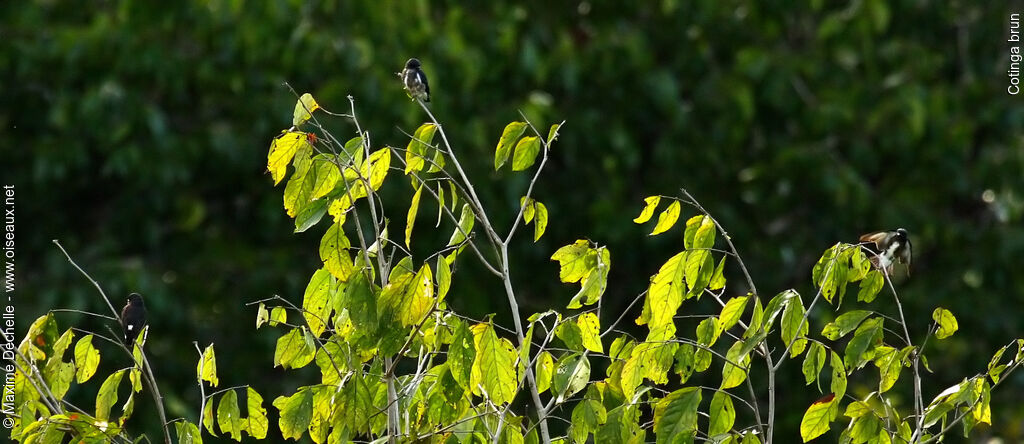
[405,58,421,69]
[127,292,145,307]
[895,228,908,240]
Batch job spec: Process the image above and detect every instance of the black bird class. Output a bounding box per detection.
[859,228,912,275]
[400,58,430,102]
[120,293,147,345]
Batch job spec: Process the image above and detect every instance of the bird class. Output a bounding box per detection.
[399,58,430,102]
[858,228,912,275]
[120,293,148,346]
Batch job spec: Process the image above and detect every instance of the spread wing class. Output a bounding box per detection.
[858,231,888,248]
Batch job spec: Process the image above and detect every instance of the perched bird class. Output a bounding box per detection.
[400,58,430,102]
[120,293,148,345]
[859,228,912,275]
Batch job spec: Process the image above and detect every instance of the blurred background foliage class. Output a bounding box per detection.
[4,0,1023,441]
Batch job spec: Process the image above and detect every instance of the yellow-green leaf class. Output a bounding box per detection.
[302,268,334,337]
[273,388,313,441]
[533,201,548,242]
[73,335,100,384]
[633,196,661,224]
[495,122,528,170]
[932,307,958,339]
[720,341,750,389]
[708,390,736,436]
[292,93,320,126]
[269,306,287,327]
[447,203,475,246]
[246,387,269,440]
[577,313,603,353]
[474,323,517,404]
[405,183,424,248]
[800,395,838,442]
[405,123,438,174]
[198,344,219,387]
[536,351,554,394]
[719,296,750,331]
[217,390,242,441]
[96,369,125,421]
[268,131,309,185]
[319,221,354,282]
[650,200,681,236]
[512,136,541,171]
[654,387,701,443]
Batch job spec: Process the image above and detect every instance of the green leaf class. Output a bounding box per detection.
[436,255,452,304]
[217,390,242,441]
[292,93,320,126]
[932,308,958,339]
[844,317,883,370]
[556,321,584,351]
[274,328,315,369]
[708,390,736,436]
[650,200,681,236]
[536,351,554,394]
[293,198,327,233]
[551,240,595,284]
[495,121,528,170]
[198,344,219,387]
[571,399,606,443]
[474,323,518,404]
[405,123,438,174]
[302,268,334,337]
[175,421,203,444]
[567,247,610,309]
[335,372,373,434]
[719,296,749,331]
[533,201,548,242]
[857,270,884,302]
[760,290,795,334]
[96,369,125,421]
[780,295,809,357]
[800,395,838,442]
[269,306,287,326]
[405,183,424,248]
[633,196,661,224]
[73,335,100,384]
[547,123,562,144]
[850,413,881,443]
[393,263,434,326]
[874,346,904,393]
[637,251,685,328]
[320,221,354,282]
[246,387,269,439]
[654,387,701,443]
[345,272,378,334]
[709,256,727,290]
[553,353,591,403]
[512,136,541,171]
[273,388,314,441]
[309,157,340,200]
[448,319,476,388]
[696,318,722,348]
[203,394,218,436]
[830,351,847,399]
[447,203,475,246]
[821,310,873,341]
[802,342,826,386]
[720,341,750,389]
[577,313,604,353]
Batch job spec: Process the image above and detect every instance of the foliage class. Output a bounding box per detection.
[17,93,1023,443]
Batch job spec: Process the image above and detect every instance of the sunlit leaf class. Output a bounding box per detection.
[799,394,838,442]
[273,388,313,441]
[650,200,681,236]
[719,296,749,331]
[96,370,126,421]
[292,93,320,126]
[73,335,100,384]
[654,387,701,443]
[932,308,958,339]
[405,123,438,174]
[536,351,554,394]
[512,136,541,171]
[246,387,268,440]
[553,353,591,403]
[447,203,475,246]
[633,196,661,224]
[198,344,219,387]
[268,131,309,185]
[495,122,528,170]
[708,390,736,436]
[302,268,334,337]
[405,183,423,248]
[217,390,242,441]
[577,313,603,353]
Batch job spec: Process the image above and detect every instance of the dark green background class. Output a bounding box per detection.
[4,0,1023,441]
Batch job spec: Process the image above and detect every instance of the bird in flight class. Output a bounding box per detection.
[859,228,912,275]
